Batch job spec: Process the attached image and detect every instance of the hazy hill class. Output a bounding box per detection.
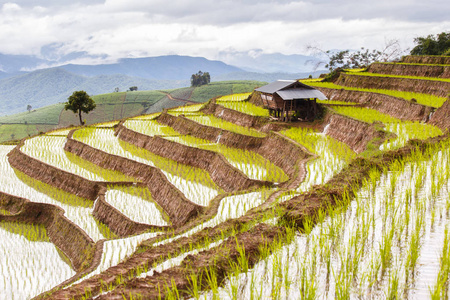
[0,68,190,116]
[0,80,265,143]
[60,55,243,80]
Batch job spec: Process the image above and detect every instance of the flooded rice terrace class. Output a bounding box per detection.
[198,143,450,299]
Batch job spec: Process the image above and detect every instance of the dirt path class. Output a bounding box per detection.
[163,92,197,104]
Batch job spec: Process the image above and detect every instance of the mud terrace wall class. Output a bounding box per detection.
[317,87,433,121]
[336,73,450,97]
[0,192,95,271]
[430,99,450,131]
[402,56,450,65]
[202,101,267,128]
[324,114,389,153]
[8,146,103,200]
[114,123,270,191]
[64,136,201,227]
[93,187,164,237]
[368,62,450,78]
[157,112,264,149]
[156,113,310,178]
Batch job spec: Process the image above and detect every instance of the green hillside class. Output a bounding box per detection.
[0,80,266,143]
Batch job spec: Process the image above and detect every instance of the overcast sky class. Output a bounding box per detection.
[0,0,449,64]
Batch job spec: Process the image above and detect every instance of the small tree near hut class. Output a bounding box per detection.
[64,91,96,125]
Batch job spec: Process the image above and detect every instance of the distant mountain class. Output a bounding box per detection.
[0,53,48,73]
[0,68,189,116]
[59,55,243,80]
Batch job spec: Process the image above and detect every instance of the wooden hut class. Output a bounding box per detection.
[254,80,327,121]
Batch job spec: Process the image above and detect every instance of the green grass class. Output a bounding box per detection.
[0,103,63,125]
[0,124,55,143]
[304,81,447,108]
[189,81,265,103]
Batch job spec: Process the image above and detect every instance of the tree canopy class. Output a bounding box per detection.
[410,32,450,56]
[191,71,210,87]
[64,90,96,125]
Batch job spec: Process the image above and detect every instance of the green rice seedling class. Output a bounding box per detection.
[164,134,289,183]
[216,101,270,117]
[186,273,203,300]
[304,81,447,107]
[183,113,266,138]
[105,185,169,226]
[168,103,205,113]
[123,119,181,136]
[316,99,360,105]
[21,135,135,182]
[331,106,400,124]
[216,93,252,102]
[129,112,161,120]
[430,227,450,299]
[74,127,221,206]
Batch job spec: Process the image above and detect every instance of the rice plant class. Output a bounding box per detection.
[216,93,252,102]
[304,81,447,108]
[216,101,270,117]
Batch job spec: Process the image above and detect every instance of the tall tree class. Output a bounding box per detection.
[64,91,96,125]
[410,32,450,56]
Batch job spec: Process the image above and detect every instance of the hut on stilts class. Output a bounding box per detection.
[254,80,327,122]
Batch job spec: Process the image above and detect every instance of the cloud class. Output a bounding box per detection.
[0,0,448,64]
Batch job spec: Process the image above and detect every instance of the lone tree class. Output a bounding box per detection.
[64,91,96,125]
[27,104,32,113]
[191,71,210,87]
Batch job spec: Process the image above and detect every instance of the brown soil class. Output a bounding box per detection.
[430,99,450,131]
[336,73,450,98]
[281,134,450,228]
[98,224,285,299]
[93,187,166,237]
[202,100,268,128]
[368,62,450,78]
[155,113,310,179]
[0,191,95,272]
[402,55,450,65]
[115,123,272,191]
[157,112,264,149]
[64,135,202,227]
[324,113,390,153]
[317,87,433,121]
[7,145,103,201]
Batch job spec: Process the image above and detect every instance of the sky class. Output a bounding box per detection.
[0,0,449,65]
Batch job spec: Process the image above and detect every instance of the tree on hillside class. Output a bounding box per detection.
[129,86,138,91]
[27,104,32,113]
[410,32,450,56]
[191,71,210,87]
[64,91,96,125]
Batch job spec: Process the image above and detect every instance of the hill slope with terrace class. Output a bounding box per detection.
[1,55,450,299]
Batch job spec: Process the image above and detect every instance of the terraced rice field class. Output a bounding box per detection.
[1,55,450,299]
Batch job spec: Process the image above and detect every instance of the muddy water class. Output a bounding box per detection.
[200,146,450,299]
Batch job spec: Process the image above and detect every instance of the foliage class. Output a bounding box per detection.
[410,32,450,56]
[190,71,211,87]
[64,91,96,125]
[308,39,404,72]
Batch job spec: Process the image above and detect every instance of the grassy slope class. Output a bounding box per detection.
[0,80,266,143]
